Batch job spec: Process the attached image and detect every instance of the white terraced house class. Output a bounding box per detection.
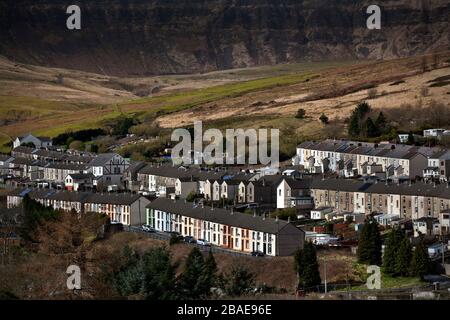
[13,133,52,149]
[146,198,305,256]
[423,150,450,182]
[292,139,436,179]
[88,153,129,177]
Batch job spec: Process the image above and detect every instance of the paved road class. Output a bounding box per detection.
[124,225,264,258]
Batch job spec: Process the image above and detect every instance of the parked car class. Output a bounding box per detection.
[251,251,265,257]
[165,231,184,240]
[142,224,155,233]
[107,185,119,192]
[196,239,211,246]
[184,236,197,244]
[110,220,121,225]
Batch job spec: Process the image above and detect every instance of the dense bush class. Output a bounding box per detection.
[53,128,105,146]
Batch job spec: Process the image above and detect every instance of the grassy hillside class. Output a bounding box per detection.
[0,52,449,153]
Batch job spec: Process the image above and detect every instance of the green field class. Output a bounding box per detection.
[124,72,316,116]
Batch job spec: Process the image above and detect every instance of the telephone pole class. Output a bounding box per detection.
[442,242,446,265]
[323,257,327,294]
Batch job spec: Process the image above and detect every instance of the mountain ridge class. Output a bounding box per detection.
[0,0,448,76]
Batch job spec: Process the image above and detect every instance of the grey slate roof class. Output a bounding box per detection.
[67,173,94,180]
[48,191,91,202]
[285,178,314,190]
[310,178,450,199]
[84,193,143,205]
[8,188,144,205]
[310,178,374,193]
[44,163,89,170]
[33,149,66,160]
[10,157,34,166]
[64,155,96,163]
[138,164,227,181]
[12,146,34,154]
[88,153,118,166]
[147,197,292,234]
[124,161,146,174]
[297,139,438,160]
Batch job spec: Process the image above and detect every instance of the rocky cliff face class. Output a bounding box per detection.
[0,0,448,75]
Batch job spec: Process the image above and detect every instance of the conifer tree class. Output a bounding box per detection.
[411,242,431,279]
[357,217,382,265]
[348,112,360,137]
[197,251,218,296]
[223,263,255,297]
[348,101,372,137]
[363,117,379,137]
[141,247,177,300]
[295,242,321,291]
[395,236,413,277]
[382,228,404,275]
[178,247,207,299]
[375,112,387,134]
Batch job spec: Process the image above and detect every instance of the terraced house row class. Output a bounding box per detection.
[293,139,450,181]
[1,147,130,190]
[7,188,149,226]
[146,197,305,256]
[310,179,450,220]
